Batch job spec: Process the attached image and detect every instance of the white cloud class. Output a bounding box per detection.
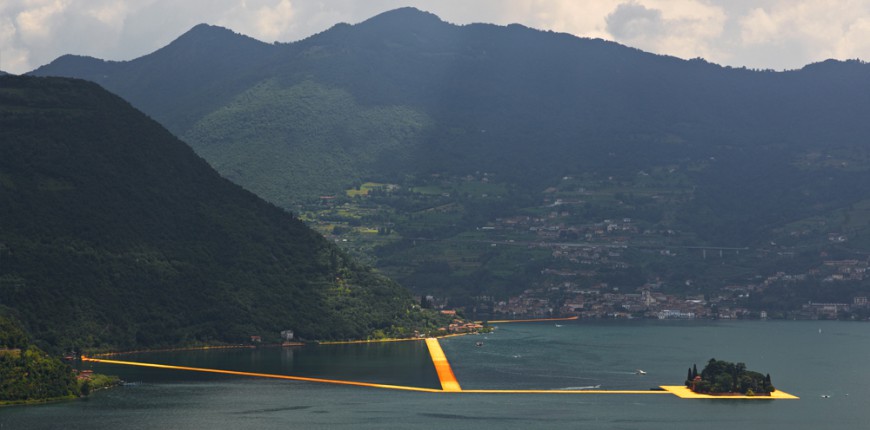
[85,1,129,29]
[256,0,295,41]
[602,1,727,62]
[837,17,870,60]
[0,0,869,74]
[212,0,297,42]
[735,0,870,69]
[14,0,69,42]
[0,15,30,73]
[740,7,778,45]
[512,0,622,40]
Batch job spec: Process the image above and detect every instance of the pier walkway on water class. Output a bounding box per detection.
[82,326,797,399]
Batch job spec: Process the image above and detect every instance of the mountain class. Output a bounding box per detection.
[0,75,427,351]
[31,24,276,133]
[31,9,870,221]
[29,8,870,309]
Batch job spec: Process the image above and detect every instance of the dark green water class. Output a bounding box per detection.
[2,321,866,429]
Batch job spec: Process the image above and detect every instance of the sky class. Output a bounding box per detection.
[2,0,870,75]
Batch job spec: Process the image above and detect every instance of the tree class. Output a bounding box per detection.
[691,358,772,395]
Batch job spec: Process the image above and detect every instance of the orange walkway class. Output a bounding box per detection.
[424,338,462,391]
[661,386,798,399]
[81,356,441,393]
[83,339,797,400]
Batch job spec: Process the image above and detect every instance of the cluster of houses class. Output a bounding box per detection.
[492,284,714,320]
[487,214,640,245]
[437,309,485,333]
[488,255,870,320]
[308,172,870,322]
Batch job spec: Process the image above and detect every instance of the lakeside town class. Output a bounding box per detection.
[303,172,870,323]
[476,210,870,321]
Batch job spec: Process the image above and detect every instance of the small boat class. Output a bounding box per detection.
[635,369,647,375]
[555,324,563,327]
[475,341,484,347]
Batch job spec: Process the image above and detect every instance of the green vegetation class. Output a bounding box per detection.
[0,314,119,404]
[183,80,429,205]
[0,75,439,352]
[0,315,79,404]
[29,8,870,312]
[686,359,774,395]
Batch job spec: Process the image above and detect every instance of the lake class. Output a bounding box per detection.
[2,320,866,429]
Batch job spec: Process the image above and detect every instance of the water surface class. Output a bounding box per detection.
[2,320,865,429]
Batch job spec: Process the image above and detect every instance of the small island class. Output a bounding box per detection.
[685,358,775,396]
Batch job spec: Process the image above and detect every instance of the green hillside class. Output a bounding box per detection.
[0,75,432,351]
[31,9,870,240]
[184,79,430,205]
[28,8,870,314]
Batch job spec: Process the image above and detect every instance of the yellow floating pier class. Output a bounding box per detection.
[661,386,798,399]
[424,338,462,391]
[82,338,797,399]
[81,356,441,393]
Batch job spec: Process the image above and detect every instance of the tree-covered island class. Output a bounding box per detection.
[686,359,775,396]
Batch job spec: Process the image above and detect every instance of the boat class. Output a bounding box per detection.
[635,369,647,375]
[475,341,484,347]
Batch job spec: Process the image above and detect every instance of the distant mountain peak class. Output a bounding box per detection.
[363,7,443,23]
[168,23,267,48]
[28,54,110,78]
[356,7,446,31]
[184,23,237,37]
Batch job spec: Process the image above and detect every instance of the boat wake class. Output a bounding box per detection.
[560,385,601,390]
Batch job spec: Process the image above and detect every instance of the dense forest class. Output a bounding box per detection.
[0,75,446,352]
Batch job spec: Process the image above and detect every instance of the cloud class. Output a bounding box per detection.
[606,2,664,40]
[14,0,69,42]
[0,15,30,73]
[738,0,870,68]
[602,1,727,63]
[1,0,869,74]
[213,0,297,42]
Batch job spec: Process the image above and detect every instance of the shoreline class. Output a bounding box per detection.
[0,395,77,408]
[483,316,579,324]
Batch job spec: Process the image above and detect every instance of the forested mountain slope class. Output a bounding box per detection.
[0,75,423,351]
